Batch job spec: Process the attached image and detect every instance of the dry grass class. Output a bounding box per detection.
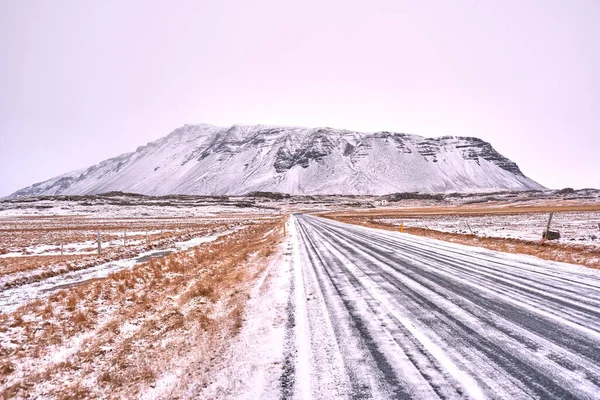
[0,218,284,399]
[0,217,243,290]
[0,255,88,278]
[331,215,600,269]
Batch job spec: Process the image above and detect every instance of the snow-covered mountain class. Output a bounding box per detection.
[12,124,544,196]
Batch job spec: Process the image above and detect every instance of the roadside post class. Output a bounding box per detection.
[546,212,554,233]
[541,213,554,243]
[400,223,404,233]
[466,221,473,234]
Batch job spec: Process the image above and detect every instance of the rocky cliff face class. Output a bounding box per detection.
[11,124,544,196]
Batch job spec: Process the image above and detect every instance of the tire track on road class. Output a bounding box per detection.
[291,214,600,399]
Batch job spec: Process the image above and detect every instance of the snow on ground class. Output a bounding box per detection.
[0,228,241,313]
[378,211,600,249]
[0,219,284,399]
[175,231,292,400]
[0,197,282,219]
[173,225,244,251]
[0,230,170,258]
[272,215,600,399]
[2,192,600,398]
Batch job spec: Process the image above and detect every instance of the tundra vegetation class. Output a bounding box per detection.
[0,214,283,398]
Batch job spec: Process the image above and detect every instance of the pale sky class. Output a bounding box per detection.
[1,0,599,196]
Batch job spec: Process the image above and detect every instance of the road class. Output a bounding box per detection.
[283,214,600,399]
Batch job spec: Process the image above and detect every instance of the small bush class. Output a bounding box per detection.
[247,191,290,200]
[387,192,444,201]
[557,187,576,195]
[185,281,215,301]
[65,295,78,312]
[0,361,15,376]
[12,314,25,328]
[70,311,88,326]
[230,306,244,334]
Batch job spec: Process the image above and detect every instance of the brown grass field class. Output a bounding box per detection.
[0,218,284,398]
[0,217,250,286]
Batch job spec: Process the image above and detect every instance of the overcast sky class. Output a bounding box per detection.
[1,0,599,196]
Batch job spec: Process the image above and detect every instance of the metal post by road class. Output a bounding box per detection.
[542,212,554,242]
[546,213,554,233]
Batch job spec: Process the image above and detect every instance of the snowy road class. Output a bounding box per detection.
[284,214,600,399]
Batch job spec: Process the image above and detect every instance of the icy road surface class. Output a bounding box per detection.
[284,214,600,399]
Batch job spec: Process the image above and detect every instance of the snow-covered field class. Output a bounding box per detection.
[0,213,284,398]
[0,227,243,313]
[0,204,264,323]
[0,197,280,219]
[377,211,600,249]
[1,192,599,398]
[0,214,249,273]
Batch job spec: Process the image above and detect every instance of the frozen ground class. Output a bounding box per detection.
[2,188,599,220]
[0,218,283,398]
[0,200,277,219]
[0,211,258,317]
[174,233,293,400]
[0,227,242,313]
[377,211,600,249]
[1,191,600,398]
[173,214,600,399]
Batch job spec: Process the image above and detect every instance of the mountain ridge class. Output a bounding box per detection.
[11,124,545,197]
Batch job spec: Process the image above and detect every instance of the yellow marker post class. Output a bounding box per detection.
[283,223,287,236]
[400,223,404,232]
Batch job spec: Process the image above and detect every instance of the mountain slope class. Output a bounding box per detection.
[12,124,544,196]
